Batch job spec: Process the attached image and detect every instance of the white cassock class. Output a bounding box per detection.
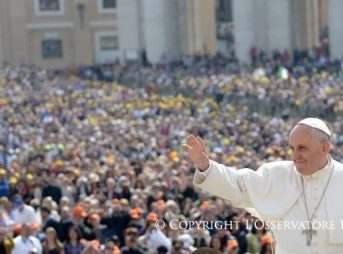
[193,157,343,254]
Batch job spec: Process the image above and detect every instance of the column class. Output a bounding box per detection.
[266,0,293,53]
[306,0,320,48]
[329,0,343,59]
[293,0,320,50]
[9,0,29,65]
[319,0,328,31]
[73,0,93,66]
[233,0,255,63]
[177,0,191,55]
[292,0,306,49]
[142,0,179,63]
[233,0,293,62]
[117,0,142,62]
[192,0,216,54]
[253,0,268,52]
[0,0,4,66]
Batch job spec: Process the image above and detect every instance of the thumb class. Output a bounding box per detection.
[182,144,192,151]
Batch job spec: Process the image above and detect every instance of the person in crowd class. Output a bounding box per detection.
[12,223,42,254]
[0,227,14,254]
[42,227,64,254]
[64,226,84,254]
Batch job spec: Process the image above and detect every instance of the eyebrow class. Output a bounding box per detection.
[289,144,308,148]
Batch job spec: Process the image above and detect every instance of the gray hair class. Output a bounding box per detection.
[312,128,333,152]
[312,128,331,142]
[295,123,332,143]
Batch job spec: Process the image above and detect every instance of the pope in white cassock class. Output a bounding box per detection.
[183,118,343,254]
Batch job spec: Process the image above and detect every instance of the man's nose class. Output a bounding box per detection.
[292,150,299,160]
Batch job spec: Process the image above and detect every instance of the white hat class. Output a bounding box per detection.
[297,118,331,137]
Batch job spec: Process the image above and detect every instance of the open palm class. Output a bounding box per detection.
[182,135,210,171]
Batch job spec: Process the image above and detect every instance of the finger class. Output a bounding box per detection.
[192,134,203,148]
[187,135,195,145]
[188,134,196,140]
[196,136,206,151]
[188,134,197,142]
[188,135,199,149]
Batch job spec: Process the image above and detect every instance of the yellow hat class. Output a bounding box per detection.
[9,177,17,184]
[107,155,115,165]
[26,174,33,181]
[54,159,64,168]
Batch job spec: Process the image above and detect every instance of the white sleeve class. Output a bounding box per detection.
[193,160,302,221]
[193,160,253,208]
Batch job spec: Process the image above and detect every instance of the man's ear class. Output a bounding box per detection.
[322,140,331,153]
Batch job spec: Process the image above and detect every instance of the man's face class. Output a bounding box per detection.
[125,234,137,247]
[289,125,327,175]
[14,199,24,211]
[60,207,69,219]
[104,242,114,254]
[41,211,49,220]
[21,224,31,238]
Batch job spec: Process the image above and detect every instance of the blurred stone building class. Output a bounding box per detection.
[233,0,343,62]
[0,0,216,68]
[0,0,342,68]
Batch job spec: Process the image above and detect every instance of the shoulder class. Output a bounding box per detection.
[24,204,35,211]
[254,160,295,179]
[333,159,343,167]
[333,159,343,173]
[29,236,40,244]
[264,160,293,168]
[258,160,294,172]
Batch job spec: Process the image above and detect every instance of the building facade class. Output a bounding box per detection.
[117,0,216,64]
[1,0,339,67]
[0,0,118,69]
[0,0,217,68]
[232,0,343,62]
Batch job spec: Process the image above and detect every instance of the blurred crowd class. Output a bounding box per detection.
[0,51,342,254]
